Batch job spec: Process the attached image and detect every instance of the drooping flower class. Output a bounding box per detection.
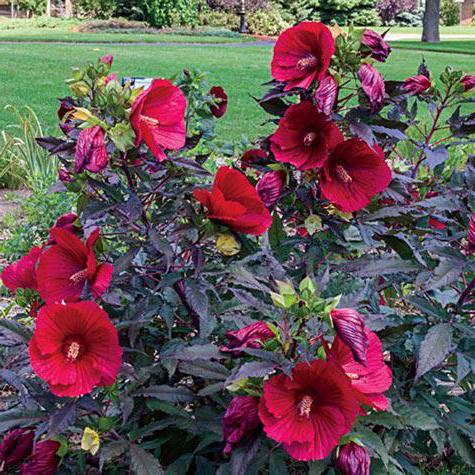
[1,246,42,292]
[99,54,114,66]
[271,21,335,91]
[48,213,81,245]
[327,328,393,410]
[209,86,228,118]
[29,301,122,397]
[75,126,108,174]
[241,149,267,170]
[335,442,371,475]
[37,228,113,304]
[331,308,368,366]
[466,214,475,254]
[320,139,392,213]
[221,321,274,354]
[19,440,60,475]
[256,170,286,208]
[461,75,475,92]
[361,29,391,63]
[193,166,272,236]
[57,96,75,135]
[130,78,187,162]
[402,75,431,95]
[223,396,261,454]
[259,359,360,461]
[0,428,34,472]
[314,75,338,115]
[215,233,241,256]
[270,102,344,170]
[358,64,385,112]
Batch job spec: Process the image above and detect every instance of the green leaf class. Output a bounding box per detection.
[140,385,195,403]
[416,323,452,380]
[398,405,440,430]
[448,428,475,466]
[0,318,32,344]
[0,409,44,433]
[130,444,164,475]
[357,427,389,467]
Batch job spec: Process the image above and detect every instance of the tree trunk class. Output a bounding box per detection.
[64,0,73,18]
[46,0,51,17]
[422,0,441,43]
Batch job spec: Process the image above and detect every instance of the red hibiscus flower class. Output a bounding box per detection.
[29,301,122,397]
[130,78,187,162]
[223,396,261,454]
[19,440,60,475]
[221,321,274,354]
[271,21,335,91]
[209,86,228,118]
[320,139,392,213]
[335,442,371,475]
[0,428,34,472]
[327,328,393,410]
[402,75,431,95]
[314,75,338,115]
[461,75,475,92]
[37,228,113,304]
[270,102,344,170]
[193,166,272,236]
[259,359,360,461]
[75,126,108,174]
[358,64,385,113]
[1,246,42,292]
[256,170,286,208]
[361,29,391,63]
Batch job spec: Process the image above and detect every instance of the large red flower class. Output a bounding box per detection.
[37,228,113,304]
[270,102,344,170]
[327,328,393,411]
[29,301,122,397]
[19,440,60,475]
[320,139,392,213]
[193,166,272,236]
[130,79,187,162]
[1,246,42,292]
[258,359,360,461]
[271,22,335,91]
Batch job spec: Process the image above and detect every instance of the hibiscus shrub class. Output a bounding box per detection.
[1,24,475,474]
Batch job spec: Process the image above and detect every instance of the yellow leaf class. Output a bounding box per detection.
[72,107,94,121]
[81,427,100,456]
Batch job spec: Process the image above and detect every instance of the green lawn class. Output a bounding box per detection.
[391,40,475,55]
[0,43,474,142]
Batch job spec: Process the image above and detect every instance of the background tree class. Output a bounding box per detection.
[422,0,441,42]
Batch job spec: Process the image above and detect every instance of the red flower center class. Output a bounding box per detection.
[297,55,318,71]
[297,394,314,418]
[334,165,353,184]
[63,336,86,362]
[70,268,88,284]
[140,115,160,127]
[303,132,318,147]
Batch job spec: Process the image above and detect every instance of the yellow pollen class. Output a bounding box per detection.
[67,341,81,361]
[346,372,360,380]
[334,165,353,184]
[297,56,318,70]
[140,115,160,127]
[303,132,318,147]
[70,269,88,284]
[297,395,314,418]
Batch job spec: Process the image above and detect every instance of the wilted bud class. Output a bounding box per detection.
[57,96,75,134]
[361,29,390,63]
[19,440,60,475]
[48,213,81,245]
[100,54,114,67]
[466,214,475,254]
[402,75,431,95]
[81,427,100,456]
[461,75,475,92]
[0,429,34,472]
[240,149,267,170]
[58,168,73,183]
[222,396,260,455]
[256,170,286,208]
[221,321,273,355]
[216,233,241,256]
[314,75,338,115]
[335,442,371,475]
[70,80,90,98]
[75,126,108,174]
[209,86,228,118]
[358,64,385,113]
[331,308,368,366]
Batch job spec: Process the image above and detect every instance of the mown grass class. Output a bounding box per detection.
[0,43,474,142]
[391,40,475,55]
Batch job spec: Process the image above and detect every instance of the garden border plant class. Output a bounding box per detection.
[0,21,474,474]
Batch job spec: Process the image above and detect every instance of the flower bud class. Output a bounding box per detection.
[100,54,114,67]
[314,75,338,115]
[331,308,368,366]
[20,440,60,475]
[209,86,228,118]
[335,442,371,475]
[70,80,90,98]
[361,29,391,63]
[402,75,431,95]
[48,213,82,245]
[216,233,241,256]
[461,75,475,92]
[256,170,286,208]
[57,96,75,134]
[358,64,385,113]
[221,321,274,355]
[222,396,260,455]
[466,214,475,255]
[75,126,108,174]
[0,429,34,472]
[104,73,118,85]
[58,168,73,183]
